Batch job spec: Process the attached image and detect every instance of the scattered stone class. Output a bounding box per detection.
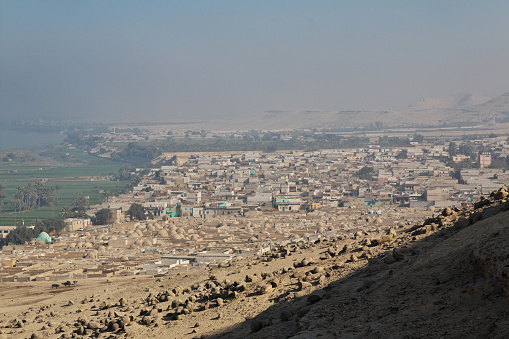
[250,320,263,332]
[280,310,293,322]
[299,281,312,291]
[372,236,392,246]
[301,258,314,266]
[259,285,273,295]
[312,266,325,274]
[245,275,257,283]
[383,254,397,264]
[438,271,455,284]
[296,305,312,318]
[307,289,326,303]
[87,321,101,330]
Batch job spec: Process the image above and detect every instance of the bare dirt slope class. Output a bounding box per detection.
[2,188,509,339]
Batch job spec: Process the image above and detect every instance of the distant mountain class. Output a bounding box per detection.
[215,92,509,130]
[471,92,509,113]
[408,93,492,110]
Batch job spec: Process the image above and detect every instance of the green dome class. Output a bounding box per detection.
[35,231,52,243]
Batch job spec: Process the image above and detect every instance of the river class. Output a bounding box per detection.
[0,130,65,150]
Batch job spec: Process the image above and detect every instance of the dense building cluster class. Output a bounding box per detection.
[2,135,509,283]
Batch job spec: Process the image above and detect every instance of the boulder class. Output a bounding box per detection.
[307,289,326,303]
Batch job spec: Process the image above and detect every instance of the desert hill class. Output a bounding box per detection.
[2,188,509,338]
[214,92,509,130]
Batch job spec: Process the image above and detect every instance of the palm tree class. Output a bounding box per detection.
[0,184,6,213]
[102,190,113,204]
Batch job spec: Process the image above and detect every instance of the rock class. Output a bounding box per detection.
[455,217,470,230]
[245,275,257,283]
[109,321,120,331]
[393,249,405,261]
[372,236,392,246]
[312,266,325,274]
[442,207,453,216]
[388,228,397,238]
[340,244,351,254]
[495,190,508,200]
[280,310,293,322]
[301,258,314,266]
[171,299,181,309]
[299,281,312,290]
[350,254,358,262]
[318,275,326,285]
[88,321,101,329]
[268,279,280,288]
[469,212,483,224]
[259,285,273,295]
[120,316,130,326]
[76,326,84,335]
[296,305,312,318]
[369,258,384,266]
[412,226,431,236]
[438,271,455,284]
[250,320,263,332]
[307,289,326,303]
[383,254,397,264]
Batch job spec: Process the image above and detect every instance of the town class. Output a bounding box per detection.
[1,130,509,284]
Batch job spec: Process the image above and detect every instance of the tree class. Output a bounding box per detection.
[9,182,58,212]
[34,218,65,235]
[0,184,6,213]
[94,208,112,225]
[357,166,375,180]
[59,206,72,219]
[413,134,424,143]
[128,203,146,220]
[396,149,408,159]
[448,142,457,158]
[118,164,135,181]
[73,193,89,214]
[5,224,33,245]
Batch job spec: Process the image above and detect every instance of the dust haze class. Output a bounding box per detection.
[1,1,508,123]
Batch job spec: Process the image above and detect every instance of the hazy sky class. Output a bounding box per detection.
[1,1,508,122]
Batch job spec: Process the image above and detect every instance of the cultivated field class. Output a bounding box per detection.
[0,147,125,226]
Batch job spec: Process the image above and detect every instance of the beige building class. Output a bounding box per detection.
[479,152,491,169]
[64,218,91,232]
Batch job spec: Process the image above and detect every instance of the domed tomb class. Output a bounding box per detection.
[35,232,52,243]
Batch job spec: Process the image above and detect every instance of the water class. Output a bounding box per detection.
[0,129,65,150]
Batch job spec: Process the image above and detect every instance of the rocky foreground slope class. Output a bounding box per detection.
[2,188,509,338]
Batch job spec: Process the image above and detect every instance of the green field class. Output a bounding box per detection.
[0,147,126,226]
